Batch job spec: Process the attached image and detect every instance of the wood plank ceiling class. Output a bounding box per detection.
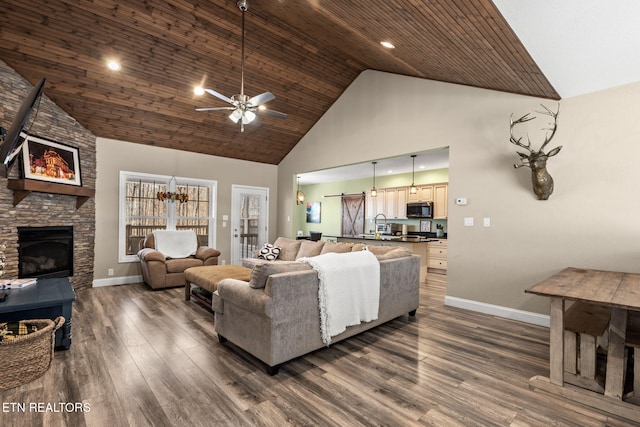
[0,0,559,165]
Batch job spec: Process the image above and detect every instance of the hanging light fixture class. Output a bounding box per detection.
[370,161,378,197]
[156,176,189,203]
[410,154,418,194]
[296,176,305,205]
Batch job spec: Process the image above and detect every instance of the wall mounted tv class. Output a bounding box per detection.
[0,77,46,178]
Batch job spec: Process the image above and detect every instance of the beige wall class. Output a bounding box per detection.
[94,137,278,282]
[278,70,640,315]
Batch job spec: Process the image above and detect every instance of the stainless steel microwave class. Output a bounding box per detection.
[406,202,433,218]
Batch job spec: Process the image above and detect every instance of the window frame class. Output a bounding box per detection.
[118,171,217,263]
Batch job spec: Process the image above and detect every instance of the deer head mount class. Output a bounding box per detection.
[510,104,561,200]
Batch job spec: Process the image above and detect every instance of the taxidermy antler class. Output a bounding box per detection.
[510,104,561,200]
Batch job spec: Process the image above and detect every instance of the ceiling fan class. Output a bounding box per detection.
[195,0,286,132]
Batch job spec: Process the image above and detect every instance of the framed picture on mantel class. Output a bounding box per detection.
[21,134,82,186]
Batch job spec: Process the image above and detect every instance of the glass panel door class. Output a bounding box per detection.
[231,185,268,265]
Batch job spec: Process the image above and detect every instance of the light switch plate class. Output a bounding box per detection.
[464,217,474,226]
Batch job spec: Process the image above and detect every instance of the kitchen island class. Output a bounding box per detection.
[328,234,443,282]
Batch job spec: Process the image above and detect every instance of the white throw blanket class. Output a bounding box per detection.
[153,230,197,258]
[299,250,380,345]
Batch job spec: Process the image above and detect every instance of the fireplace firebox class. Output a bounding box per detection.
[18,226,73,279]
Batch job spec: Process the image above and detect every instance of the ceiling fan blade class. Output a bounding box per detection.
[261,109,287,119]
[195,107,236,111]
[204,88,234,105]
[248,92,275,106]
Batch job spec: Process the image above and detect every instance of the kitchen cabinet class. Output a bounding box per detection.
[366,187,407,219]
[366,189,386,219]
[396,187,408,219]
[366,183,445,219]
[408,185,433,202]
[427,239,447,272]
[384,188,408,219]
[384,188,397,218]
[433,183,448,219]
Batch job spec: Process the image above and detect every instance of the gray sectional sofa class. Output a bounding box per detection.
[211,237,420,374]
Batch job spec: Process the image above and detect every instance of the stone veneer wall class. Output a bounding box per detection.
[0,61,96,289]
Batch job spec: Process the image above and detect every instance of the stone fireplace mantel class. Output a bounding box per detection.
[8,179,95,209]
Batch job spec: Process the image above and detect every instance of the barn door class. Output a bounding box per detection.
[341,194,365,236]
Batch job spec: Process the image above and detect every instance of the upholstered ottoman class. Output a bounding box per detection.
[184,265,251,305]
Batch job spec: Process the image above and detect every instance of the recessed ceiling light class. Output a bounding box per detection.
[107,60,121,71]
[380,41,395,49]
[193,86,205,96]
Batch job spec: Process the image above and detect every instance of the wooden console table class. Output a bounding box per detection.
[7,179,94,209]
[526,267,640,421]
[0,277,75,350]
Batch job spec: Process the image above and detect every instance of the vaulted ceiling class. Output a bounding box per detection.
[0,0,560,165]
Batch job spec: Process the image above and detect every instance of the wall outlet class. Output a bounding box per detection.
[221,259,226,265]
[483,217,491,227]
[107,268,114,276]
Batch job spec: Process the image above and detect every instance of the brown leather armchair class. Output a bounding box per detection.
[137,232,221,290]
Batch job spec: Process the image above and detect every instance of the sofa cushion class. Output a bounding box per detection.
[296,240,324,258]
[365,245,412,260]
[166,257,202,273]
[321,242,353,254]
[374,247,412,260]
[273,237,303,261]
[249,262,312,289]
[351,243,367,252]
[258,243,281,261]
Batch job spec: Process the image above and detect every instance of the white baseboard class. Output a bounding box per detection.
[92,275,143,288]
[444,296,550,327]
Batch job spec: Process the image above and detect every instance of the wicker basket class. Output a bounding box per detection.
[0,316,65,391]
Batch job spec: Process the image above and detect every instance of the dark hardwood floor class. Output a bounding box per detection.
[1,273,638,426]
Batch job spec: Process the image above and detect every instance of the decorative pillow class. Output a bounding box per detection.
[258,243,281,261]
[321,242,353,254]
[249,261,312,289]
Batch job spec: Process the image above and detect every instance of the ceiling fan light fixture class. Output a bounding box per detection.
[193,86,205,96]
[229,109,242,123]
[195,0,286,130]
[243,110,256,123]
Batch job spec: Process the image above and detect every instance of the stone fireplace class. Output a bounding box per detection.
[1,61,96,289]
[18,226,74,279]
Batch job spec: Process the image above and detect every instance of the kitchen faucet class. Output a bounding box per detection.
[374,213,387,230]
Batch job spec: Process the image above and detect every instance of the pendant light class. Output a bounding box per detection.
[410,154,418,194]
[296,176,305,205]
[370,161,378,197]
